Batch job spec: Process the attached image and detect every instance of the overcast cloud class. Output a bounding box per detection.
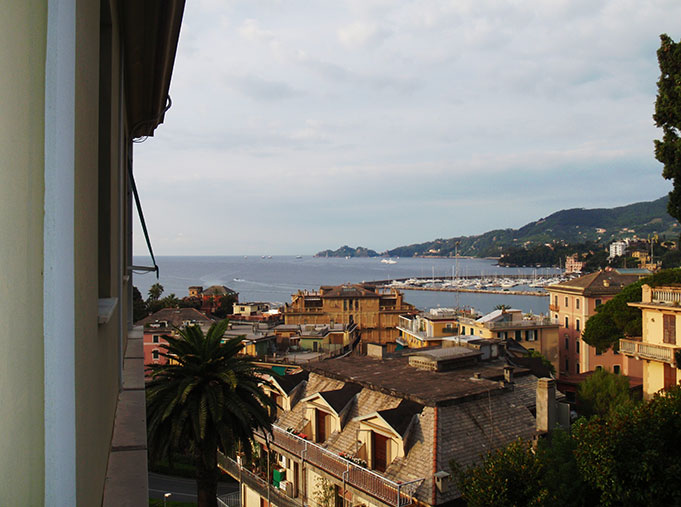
[133,0,680,256]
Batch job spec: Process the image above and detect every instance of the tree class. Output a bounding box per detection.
[654,34,681,222]
[577,368,634,418]
[132,286,148,322]
[494,304,511,311]
[148,282,164,301]
[582,268,681,352]
[574,385,681,506]
[146,320,275,507]
[213,293,238,319]
[452,438,547,507]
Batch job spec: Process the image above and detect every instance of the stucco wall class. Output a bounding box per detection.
[0,2,47,505]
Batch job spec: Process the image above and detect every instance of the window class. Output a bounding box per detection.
[461,326,465,335]
[576,340,580,353]
[565,316,569,328]
[565,359,569,371]
[595,299,602,307]
[595,365,603,371]
[527,329,536,341]
[576,298,580,310]
[565,296,569,306]
[565,337,569,350]
[663,314,676,344]
[554,296,558,306]
[596,348,602,356]
[153,335,159,344]
[575,362,579,373]
[152,349,159,360]
[343,300,347,311]
[613,365,621,374]
[515,330,522,341]
[469,327,474,336]
[576,319,581,332]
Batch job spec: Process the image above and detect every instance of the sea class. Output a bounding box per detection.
[132,256,561,315]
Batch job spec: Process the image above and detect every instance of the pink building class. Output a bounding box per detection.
[137,307,214,370]
[547,269,647,378]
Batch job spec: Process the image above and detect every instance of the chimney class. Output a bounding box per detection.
[367,343,384,359]
[641,284,652,303]
[536,378,556,434]
[503,365,514,384]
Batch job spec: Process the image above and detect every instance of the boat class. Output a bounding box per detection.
[380,258,397,264]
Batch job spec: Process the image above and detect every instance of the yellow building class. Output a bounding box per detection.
[458,309,560,374]
[0,1,185,504]
[283,284,417,345]
[620,284,681,399]
[397,310,459,348]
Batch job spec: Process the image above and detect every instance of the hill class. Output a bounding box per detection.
[386,196,678,258]
[315,245,379,258]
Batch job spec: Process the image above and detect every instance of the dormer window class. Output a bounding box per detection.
[371,432,390,472]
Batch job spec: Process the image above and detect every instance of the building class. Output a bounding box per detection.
[138,307,214,366]
[397,309,460,348]
[282,284,417,346]
[547,269,647,377]
[457,309,560,374]
[234,301,271,317]
[219,346,566,506]
[620,284,681,399]
[223,322,278,357]
[274,322,359,355]
[0,1,185,504]
[565,254,585,274]
[609,240,628,259]
[187,284,239,315]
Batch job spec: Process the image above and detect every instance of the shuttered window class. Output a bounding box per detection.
[663,314,676,344]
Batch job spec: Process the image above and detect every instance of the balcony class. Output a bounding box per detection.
[218,453,300,507]
[242,425,423,507]
[485,318,558,330]
[619,338,680,365]
[549,304,559,312]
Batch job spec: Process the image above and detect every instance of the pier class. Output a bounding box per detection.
[364,274,560,297]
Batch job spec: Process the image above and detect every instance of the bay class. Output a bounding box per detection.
[132,256,560,315]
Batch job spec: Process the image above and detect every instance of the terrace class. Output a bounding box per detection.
[219,424,424,507]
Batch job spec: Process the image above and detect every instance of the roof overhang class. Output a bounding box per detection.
[121,0,186,138]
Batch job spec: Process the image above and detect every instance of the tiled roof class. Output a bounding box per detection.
[274,371,309,395]
[320,284,377,299]
[202,285,236,296]
[377,399,424,437]
[319,383,363,413]
[548,270,643,296]
[136,307,213,327]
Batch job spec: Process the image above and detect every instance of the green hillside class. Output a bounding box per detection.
[386,196,678,258]
[315,245,379,258]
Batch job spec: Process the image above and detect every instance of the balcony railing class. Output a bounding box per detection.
[652,289,681,305]
[218,453,301,507]
[549,304,559,312]
[619,338,679,365]
[250,425,423,507]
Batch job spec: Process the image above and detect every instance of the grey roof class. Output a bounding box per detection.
[377,399,424,437]
[319,383,363,413]
[275,371,310,395]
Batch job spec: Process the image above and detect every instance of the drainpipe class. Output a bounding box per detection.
[432,406,438,505]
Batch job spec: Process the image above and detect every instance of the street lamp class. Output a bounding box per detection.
[163,492,172,507]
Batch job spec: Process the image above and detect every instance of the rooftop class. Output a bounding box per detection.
[305,353,531,406]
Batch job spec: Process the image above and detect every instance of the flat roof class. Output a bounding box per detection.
[305,354,531,406]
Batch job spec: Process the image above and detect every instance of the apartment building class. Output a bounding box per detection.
[219,346,564,506]
[0,1,185,504]
[275,323,359,355]
[620,284,681,398]
[282,284,417,345]
[397,309,460,348]
[457,309,559,374]
[547,270,646,377]
[139,307,214,366]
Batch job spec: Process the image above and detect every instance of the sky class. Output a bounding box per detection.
[133,0,681,256]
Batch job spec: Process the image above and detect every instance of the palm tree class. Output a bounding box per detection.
[146,320,275,507]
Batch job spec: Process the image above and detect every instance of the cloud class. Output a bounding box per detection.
[224,73,304,101]
[337,21,390,49]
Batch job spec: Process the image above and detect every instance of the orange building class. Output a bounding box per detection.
[547,269,647,377]
[282,284,417,345]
